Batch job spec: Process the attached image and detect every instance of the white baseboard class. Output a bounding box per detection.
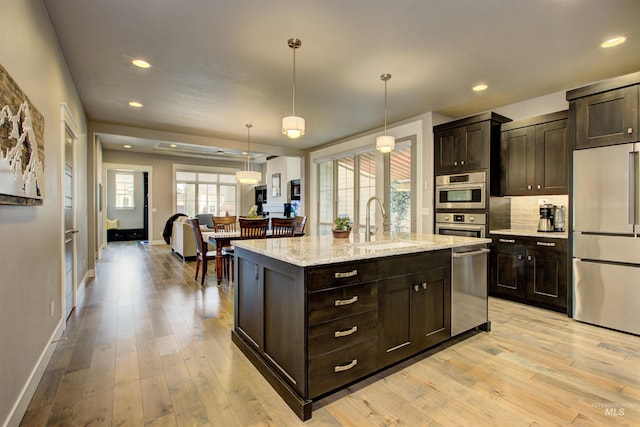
[3,319,65,427]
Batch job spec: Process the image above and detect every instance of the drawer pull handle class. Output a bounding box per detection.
[536,241,556,247]
[335,296,358,306]
[499,238,515,243]
[334,359,358,373]
[334,326,358,338]
[335,270,357,279]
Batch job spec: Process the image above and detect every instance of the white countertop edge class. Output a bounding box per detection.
[490,229,568,239]
[232,234,491,267]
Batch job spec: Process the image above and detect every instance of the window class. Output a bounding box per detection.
[317,151,377,235]
[115,172,135,209]
[175,170,237,217]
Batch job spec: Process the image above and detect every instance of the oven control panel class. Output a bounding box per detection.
[436,212,486,225]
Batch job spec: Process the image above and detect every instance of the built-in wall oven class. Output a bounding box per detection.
[435,171,486,210]
[435,212,486,238]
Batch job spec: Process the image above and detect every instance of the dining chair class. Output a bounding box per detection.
[188,218,217,286]
[271,217,296,238]
[293,215,307,236]
[213,216,237,281]
[239,218,269,238]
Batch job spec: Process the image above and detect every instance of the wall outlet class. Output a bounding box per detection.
[50,300,55,317]
[538,198,548,205]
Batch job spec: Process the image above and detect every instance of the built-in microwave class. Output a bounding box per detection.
[435,171,486,210]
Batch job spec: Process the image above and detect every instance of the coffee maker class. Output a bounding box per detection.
[538,204,555,232]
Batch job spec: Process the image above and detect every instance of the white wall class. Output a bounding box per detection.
[0,1,87,425]
[264,156,302,216]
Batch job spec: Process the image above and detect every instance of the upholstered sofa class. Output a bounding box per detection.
[170,215,215,260]
[170,217,197,260]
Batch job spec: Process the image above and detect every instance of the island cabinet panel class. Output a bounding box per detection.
[378,250,451,366]
[236,256,264,350]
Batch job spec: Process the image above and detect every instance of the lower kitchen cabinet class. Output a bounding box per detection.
[489,234,567,312]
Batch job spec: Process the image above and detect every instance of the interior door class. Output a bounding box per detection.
[63,112,78,319]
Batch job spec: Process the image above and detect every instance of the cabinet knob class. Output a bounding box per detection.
[413,284,420,292]
[422,282,428,290]
[460,160,465,165]
[454,161,458,166]
[517,255,523,260]
[527,185,532,190]
[628,128,633,134]
[537,184,541,189]
[527,255,532,261]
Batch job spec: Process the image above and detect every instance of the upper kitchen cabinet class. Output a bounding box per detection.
[567,71,640,149]
[500,111,568,196]
[434,112,511,175]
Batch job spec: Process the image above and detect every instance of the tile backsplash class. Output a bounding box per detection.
[508,195,569,230]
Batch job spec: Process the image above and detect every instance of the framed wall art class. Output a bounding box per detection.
[272,173,281,198]
[0,63,45,206]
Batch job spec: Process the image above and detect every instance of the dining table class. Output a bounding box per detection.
[204,229,303,285]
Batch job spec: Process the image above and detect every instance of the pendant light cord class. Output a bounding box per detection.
[245,124,252,171]
[381,73,391,136]
[291,42,297,116]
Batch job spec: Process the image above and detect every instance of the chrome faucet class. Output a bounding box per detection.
[365,196,387,242]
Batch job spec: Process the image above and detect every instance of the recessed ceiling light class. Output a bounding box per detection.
[129,101,143,108]
[123,144,132,149]
[169,144,177,148]
[132,59,151,68]
[601,36,626,48]
[473,83,488,92]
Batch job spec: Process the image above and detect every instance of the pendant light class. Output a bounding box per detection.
[376,73,395,153]
[236,124,261,185]
[282,38,305,139]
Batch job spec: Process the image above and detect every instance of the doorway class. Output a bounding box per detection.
[62,105,78,319]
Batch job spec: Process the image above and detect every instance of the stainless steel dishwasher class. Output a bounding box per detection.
[451,246,491,336]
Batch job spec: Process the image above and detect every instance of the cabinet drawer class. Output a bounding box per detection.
[308,310,377,358]
[308,282,377,325]
[307,260,377,291]
[308,338,377,398]
[378,250,450,279]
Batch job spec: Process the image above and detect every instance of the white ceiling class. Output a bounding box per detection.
[43,0,640,158]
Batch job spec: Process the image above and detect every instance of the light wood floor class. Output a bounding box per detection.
[21,242,640,426]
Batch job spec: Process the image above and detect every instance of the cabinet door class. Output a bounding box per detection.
[500,126,535,195]
[525,244,567,309]
[378,267,450,366]
[575,86,639,148]
[460,121,490,171]
[489,240,526,298]
[412,266,451,349]
[535,119,568,194]
[434,128,458,173]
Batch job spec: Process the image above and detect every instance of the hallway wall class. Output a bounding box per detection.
[0,1,88,425]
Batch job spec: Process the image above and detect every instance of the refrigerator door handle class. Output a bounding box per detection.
[630,150,639,226]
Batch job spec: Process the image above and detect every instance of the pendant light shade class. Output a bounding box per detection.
[282,38,305,139]
[376,73,395,153]
[236,124,261,185]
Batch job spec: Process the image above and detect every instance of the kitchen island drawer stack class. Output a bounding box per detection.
[306,260,378,398]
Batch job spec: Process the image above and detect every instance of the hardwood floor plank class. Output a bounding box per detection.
[112,381,145,427]
[140,375,174,425]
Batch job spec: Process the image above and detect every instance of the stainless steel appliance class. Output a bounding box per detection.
[573,143,640,335]
[451,246,490,336]
[435,212,486,238]
[435,171,486,210]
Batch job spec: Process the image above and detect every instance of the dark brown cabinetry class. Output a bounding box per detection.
[500,111,568,196]
[489,234,567,312]
[233,247,459,421]
[378,250,451,366]
[567,71,640,149]
[434,112,511,175]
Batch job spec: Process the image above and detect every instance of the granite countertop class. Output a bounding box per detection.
[232,233,491,267]
[490,229,568,239]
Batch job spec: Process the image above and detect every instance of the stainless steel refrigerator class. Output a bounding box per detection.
[573,143,640,335]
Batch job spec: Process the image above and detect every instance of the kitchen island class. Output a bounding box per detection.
[231,233,491,420]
